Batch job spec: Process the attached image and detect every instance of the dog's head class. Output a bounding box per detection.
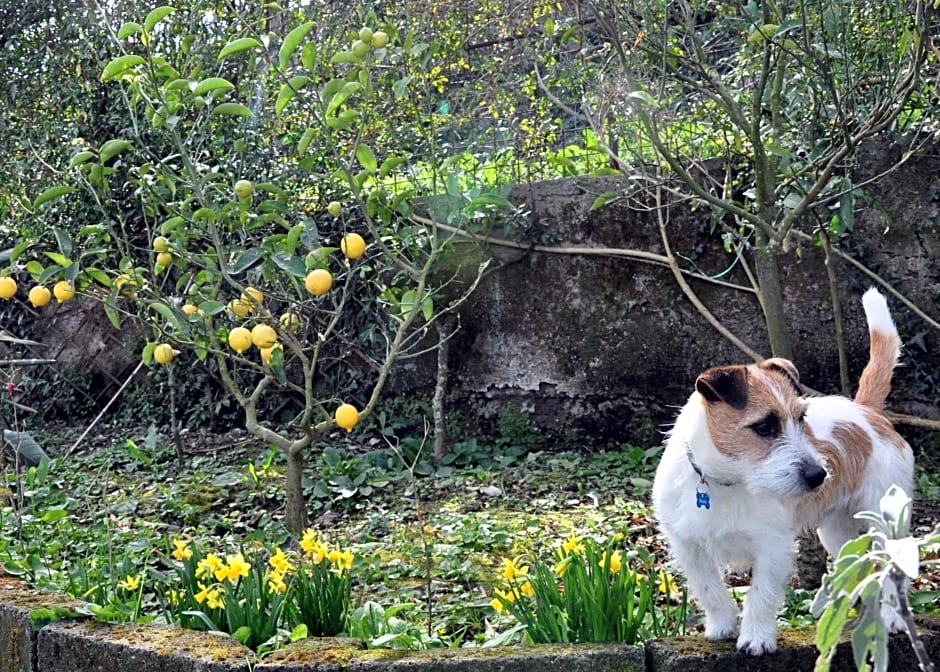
[694,358,827,496]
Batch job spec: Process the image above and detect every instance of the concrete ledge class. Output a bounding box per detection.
[2,577,939,672]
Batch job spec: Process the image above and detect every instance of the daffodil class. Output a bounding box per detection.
[194,582,224,610]
[118,574,142,592]
[222,552,251,582]
[562,532,584,555]
[520,579,535,597]
[171,538,193,561]
[328,548,354,572]
[657,570,683,601]
[600,550,623,574]
[269,547,293,575]
[196,553,225,581]
[300,529,328,563]
[500,557,529,582]
[268,573,288,594]
[554,555,573,577]
[490,587,515,614]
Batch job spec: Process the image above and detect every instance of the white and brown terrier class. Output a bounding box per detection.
[652,288,914,655]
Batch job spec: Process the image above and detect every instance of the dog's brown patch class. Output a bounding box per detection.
[700,363,807,461]
[856,330,900,409]
[862,407,910,453]
[800,421,874,515]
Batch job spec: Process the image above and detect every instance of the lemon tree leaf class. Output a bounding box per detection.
[198,300,226,315]
[275,75,311,115]
[104,296,122,329]
[117,22,143,39]
[69,151,96,167]
[326,81,360,116]
[356,143,378,172]
[144,6,175,33]
[99,139,133,163]
[590,191,620,210]
[43,252,71,268]
[229,247,264,274]
[212,102,252,117]
[218,37,260,60]
[279,21,315,69]
[297,127,317,156]
[53,228,73,257]
[33,186,76,210]
[101,54,145,81]
[148,301,190,338]
[272,252,307,277]
[194,77,235,97]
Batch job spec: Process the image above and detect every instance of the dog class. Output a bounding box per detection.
[651,288,914,655]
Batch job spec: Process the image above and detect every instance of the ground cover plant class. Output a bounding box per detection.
[4,421,939,656]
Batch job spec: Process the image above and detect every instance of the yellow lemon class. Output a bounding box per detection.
[304,269,333,296]
[340,232,366,260]
[372,31,389,49]
[53,280,75,303]
[181,303,199,316]
[228,298,252,318]
[327,201,342,216]
[228,326,252,354]
[234,179,254,200]
[28,285,51,308]
[260,342,283,365]
[153,343,174,364]
[279,311,300,332]
[251,323,278,349]
[114,273,138,297]
[335,403,359,432]
[358,27,374,44]
[153,236,170,252]
[156,252,173,268]
[241,286,264,311]
[0,277,17,299]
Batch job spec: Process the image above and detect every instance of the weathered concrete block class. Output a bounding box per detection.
[647,620,940,672]
[0,576,86,672]
[36,621,253,672]
[258,640,646,672]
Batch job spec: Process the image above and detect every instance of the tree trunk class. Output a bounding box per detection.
[753,233,793,359]
[433,315,456,466]
[285,446,307,534]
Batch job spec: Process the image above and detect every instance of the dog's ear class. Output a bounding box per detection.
[759,357,802,395]
[695,366,748,409]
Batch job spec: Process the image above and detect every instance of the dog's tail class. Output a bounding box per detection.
[855,288,901,410]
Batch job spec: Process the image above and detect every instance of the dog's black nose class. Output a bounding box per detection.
[802,464,827,490]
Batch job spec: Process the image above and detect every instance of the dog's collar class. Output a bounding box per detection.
[685,443,738,510]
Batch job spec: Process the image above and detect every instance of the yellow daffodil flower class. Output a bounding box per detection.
[171,539,193,561]
[562,533,584,555]
[269,547,293,575]
[196,553,225,581]
[194,582,224,610]
[328,549,354,572]
[500,557,529,582]
[300,529,328,563]
[600,550,623,574]
[223,552,251,582]
[118,574,142,592]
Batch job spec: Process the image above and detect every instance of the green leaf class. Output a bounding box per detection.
[116,22,143,39]
[271,252,307,277]
[69,151,96,167]
[53,228,73,257]
[43,252,71,268]
[297,127,317,156]
[33,186,76,210]
[591,191,619,210]
[99,139,133,163]
[229,247,264,274]
[279,21,315,69]
[212,102,252,117]
[148,302,190,339]
[218,37,261,60]
[104,296,122,329]
[356,143,378,172]
[41,508,68,524]
[275,76,311,115]
[198,300,226,315]
[194,77,235,97]
[101,54,145,82]
[815,596,849,652]
[144,6,175,33]
[326,81,361,116]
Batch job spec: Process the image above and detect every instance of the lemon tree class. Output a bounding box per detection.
[15,5,497,533]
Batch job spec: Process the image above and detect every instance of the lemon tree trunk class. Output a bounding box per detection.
[286,446,307,534]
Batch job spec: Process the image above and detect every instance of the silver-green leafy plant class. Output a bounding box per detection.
[812,485,937,672]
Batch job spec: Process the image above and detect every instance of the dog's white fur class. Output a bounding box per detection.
[652,288,914,655]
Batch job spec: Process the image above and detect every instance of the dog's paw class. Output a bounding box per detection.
[704,616,736,640]
[736,634,777,656]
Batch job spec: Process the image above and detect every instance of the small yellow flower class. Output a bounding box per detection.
[268,574,288,594]
[520,579,535,597]
[167,589,182,606]
[328,548,354,572]
[554,556,573,577]
[196,553,225,581]
[171,539,193,561]
[599,550,623,574]
[490,587,516,614]
[194,582,224,610]
[657,570,683,601]
[562,533,584,555]
[222,552,251,582]
[118,574,142,592]
[269,547,293,575]
[500,557,529,582]
[300,529,328,563]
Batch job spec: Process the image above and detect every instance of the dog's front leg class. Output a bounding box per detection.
[673,541,739,640]
[737,544,793,655]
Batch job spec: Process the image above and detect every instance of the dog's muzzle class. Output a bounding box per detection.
[801,463,827,490]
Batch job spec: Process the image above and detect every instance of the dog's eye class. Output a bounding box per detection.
[750,415,779,438]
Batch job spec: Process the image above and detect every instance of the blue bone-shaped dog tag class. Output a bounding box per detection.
[696,490,711,510]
